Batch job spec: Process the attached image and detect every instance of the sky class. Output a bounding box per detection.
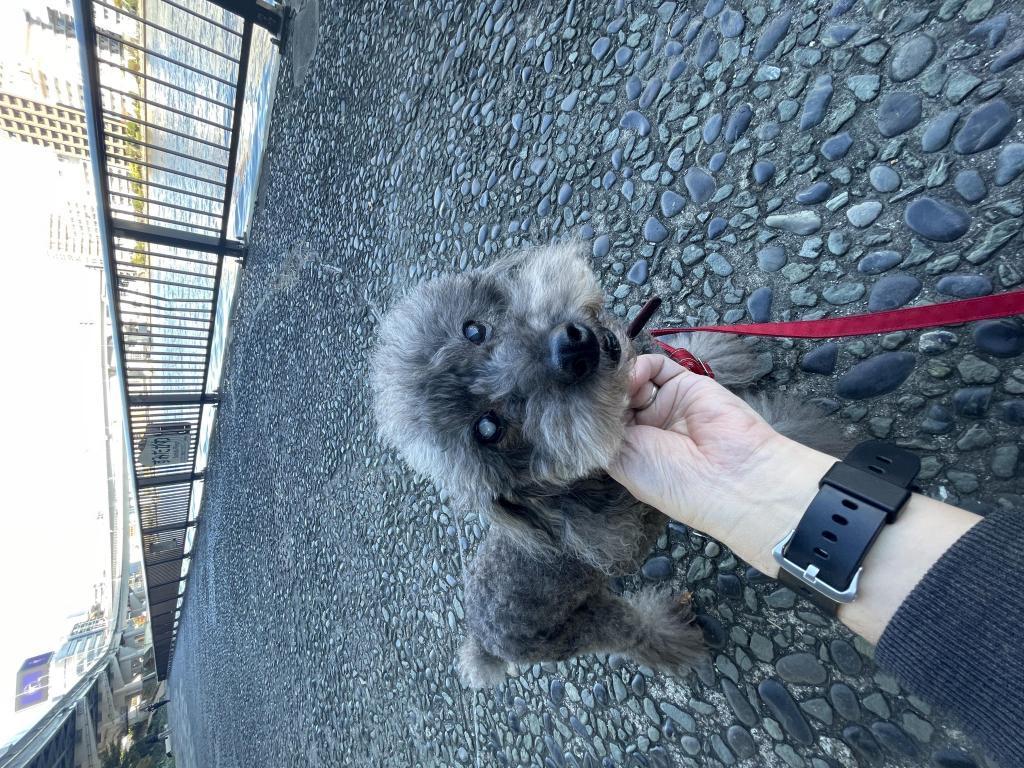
[0,139,114,748]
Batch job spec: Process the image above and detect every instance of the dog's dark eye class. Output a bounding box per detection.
[463,321,488,345]
[474,412,504,444]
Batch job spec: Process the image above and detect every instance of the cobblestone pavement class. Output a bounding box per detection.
[168,0,1024,765]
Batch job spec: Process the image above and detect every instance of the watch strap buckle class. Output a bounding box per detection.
[773,530,861,606]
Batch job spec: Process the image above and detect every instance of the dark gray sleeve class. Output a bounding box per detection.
[875,507,1024,768]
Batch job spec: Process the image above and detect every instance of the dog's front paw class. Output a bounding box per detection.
[627,588,707,672]
[456,635,509,688]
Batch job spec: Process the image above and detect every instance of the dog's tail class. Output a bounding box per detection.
[742,392,852,457]
[456,635,508,688]
[656,332,772,388]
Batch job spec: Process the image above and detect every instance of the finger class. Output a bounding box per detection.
[628,381,659,410]
[626,354,686,398]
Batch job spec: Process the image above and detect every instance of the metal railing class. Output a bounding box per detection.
[74,0,284,680]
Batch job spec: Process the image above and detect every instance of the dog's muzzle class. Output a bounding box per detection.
[600,328,621,365]
[549,322,600,383]
[548,323,622,384]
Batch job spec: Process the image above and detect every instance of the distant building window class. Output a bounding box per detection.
[98,33,123,57]
[47,7,75,38]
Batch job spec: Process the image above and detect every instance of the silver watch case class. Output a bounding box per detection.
[772,529,862,604]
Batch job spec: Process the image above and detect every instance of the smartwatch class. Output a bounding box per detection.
[772,440,921,615]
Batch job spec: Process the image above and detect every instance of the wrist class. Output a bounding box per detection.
[837,493,979,643]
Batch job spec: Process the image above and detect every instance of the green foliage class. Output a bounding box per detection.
[124,121,142,141]
[101,744,122,768]
[103,711,175,767]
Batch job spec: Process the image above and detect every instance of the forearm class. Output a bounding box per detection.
[711,437,981,644]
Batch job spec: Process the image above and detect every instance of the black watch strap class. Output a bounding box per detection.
[774,440,921,615]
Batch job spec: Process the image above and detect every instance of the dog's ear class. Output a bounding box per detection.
[486,493,564,560]
[494,495,556,541]
[481,251,527,279]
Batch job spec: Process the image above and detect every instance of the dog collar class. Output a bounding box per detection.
[652,341,714,378]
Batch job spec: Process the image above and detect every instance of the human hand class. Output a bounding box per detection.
[608,355,981,647]
[606,354,833,573]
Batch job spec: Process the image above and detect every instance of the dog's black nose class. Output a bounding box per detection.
[549,322,600,383]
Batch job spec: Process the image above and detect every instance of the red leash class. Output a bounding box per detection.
[638,289,1024,380]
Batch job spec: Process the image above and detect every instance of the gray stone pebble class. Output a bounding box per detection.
[660,191,685,218]
[620,110,652,138]
[802,698,834,727]
[721,678,758,727]
[684,167,716,204]
[823,282,865,305]
[990,38,1024,72]
[847,73,880,101]
[758,679,813,745]
[889,35,936,82]
[846,201,882,227]
[877,91,923,137]
[704,112,723,144]
[936,274,992,298]
[953,98,1016,154]
[869,274,922,310]
[829,683,862,721]
[726,724,756,759]
[720,9,744,38]
[829,639,862,675]
[958,354,1001,384]
[974,319,1024,357]
[995,143,1024,185]
[800,75,834,131]
[922,109,960,153]
[754,11,793,62]
[725,104,753,143]
[869,165,901,192]
[796,181,833,204]
[953,386,993,417]
[696,29,720,67]
[627,259,649,286]
[837,352,916,399]
[844,725,884,764]
[660,701,696,733]
[954,170,987,202]
[643,217,669,243]
[716,573,742,598]
[757,246,787,272]
[821,131,853,160]
[801,343,838,375]
[747,286,772,322]
[641,555,673,581]
[766,587,796,609]
[858,250,902,274]
[753,160,776,184]
[766,211,822,235]
[776,653,827,685]
[904,197,971,242]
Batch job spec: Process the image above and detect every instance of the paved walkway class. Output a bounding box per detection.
[169,0,1023,766]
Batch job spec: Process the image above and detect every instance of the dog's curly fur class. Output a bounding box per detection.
[372,243,841,686]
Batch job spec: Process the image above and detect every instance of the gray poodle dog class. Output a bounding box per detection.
[372,242,835,687]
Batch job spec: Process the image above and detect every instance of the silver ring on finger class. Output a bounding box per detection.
[641,384,659,410]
